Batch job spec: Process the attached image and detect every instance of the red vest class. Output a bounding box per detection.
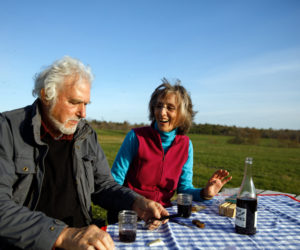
[124,126,189,207]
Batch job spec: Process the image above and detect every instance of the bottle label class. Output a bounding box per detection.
[235,207,246,228]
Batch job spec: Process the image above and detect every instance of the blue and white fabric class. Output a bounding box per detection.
[107,195,300,249]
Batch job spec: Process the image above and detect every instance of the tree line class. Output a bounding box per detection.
[189,123,300,147]
[88,120,300,147]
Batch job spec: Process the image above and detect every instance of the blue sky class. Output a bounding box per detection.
[1,0,300,130]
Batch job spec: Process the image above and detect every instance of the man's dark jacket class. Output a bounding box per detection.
[0,100,138,249]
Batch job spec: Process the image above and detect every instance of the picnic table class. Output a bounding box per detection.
[107,189,300,249]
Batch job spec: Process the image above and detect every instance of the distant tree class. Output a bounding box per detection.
[228,127,260,145]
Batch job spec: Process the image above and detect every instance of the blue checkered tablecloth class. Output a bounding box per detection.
[107,195,300,249]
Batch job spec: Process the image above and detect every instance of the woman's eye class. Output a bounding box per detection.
[167,106,176,111]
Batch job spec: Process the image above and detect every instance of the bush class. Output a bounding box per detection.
[228,128,260,145]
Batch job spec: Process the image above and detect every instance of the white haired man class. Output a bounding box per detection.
[0,56,168,249]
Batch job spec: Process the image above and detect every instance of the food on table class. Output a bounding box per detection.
[192,219,205,228]
[219,202,236,217]
[148,238,165,247]
[191,205,206,212]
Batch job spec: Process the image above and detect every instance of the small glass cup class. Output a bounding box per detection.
[177,193,193,218]
[118,210,137,243]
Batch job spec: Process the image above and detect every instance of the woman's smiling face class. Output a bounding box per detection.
[154,93,178,132]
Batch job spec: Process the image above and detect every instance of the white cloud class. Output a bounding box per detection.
[196,47,300,90]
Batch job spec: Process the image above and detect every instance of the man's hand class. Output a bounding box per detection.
[203,169,232,198]
[54,225,114,250]
[132,196,169,230]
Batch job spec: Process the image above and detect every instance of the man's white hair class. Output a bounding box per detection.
[32,56,94,102]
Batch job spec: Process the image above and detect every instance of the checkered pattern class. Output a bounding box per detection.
[107,195,300,249]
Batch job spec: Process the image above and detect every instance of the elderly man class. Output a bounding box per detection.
[0,56,168,249]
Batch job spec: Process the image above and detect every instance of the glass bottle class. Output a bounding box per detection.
[235,157,257,235]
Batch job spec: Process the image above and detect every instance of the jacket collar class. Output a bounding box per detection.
[40,120,74,141]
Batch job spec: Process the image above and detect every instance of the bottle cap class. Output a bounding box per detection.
[245,157,253,164]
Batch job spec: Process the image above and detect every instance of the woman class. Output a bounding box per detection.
[111,78,232,208]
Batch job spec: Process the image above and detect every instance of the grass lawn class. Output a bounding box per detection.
[97,129,300,195]
[93,129,300,221]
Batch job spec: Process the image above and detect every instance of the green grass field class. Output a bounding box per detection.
[97,129,300,195]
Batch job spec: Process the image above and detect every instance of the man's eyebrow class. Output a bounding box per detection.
[70,99,91,105]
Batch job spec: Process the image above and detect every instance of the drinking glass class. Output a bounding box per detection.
[177,193,193,218]
[118,210,137,242]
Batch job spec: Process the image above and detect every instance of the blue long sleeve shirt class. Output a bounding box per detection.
[111,123,203,201]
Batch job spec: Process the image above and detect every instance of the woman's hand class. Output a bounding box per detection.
[202,169,232,198]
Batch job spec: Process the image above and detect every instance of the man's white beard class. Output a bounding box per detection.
[49,113,80,135]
